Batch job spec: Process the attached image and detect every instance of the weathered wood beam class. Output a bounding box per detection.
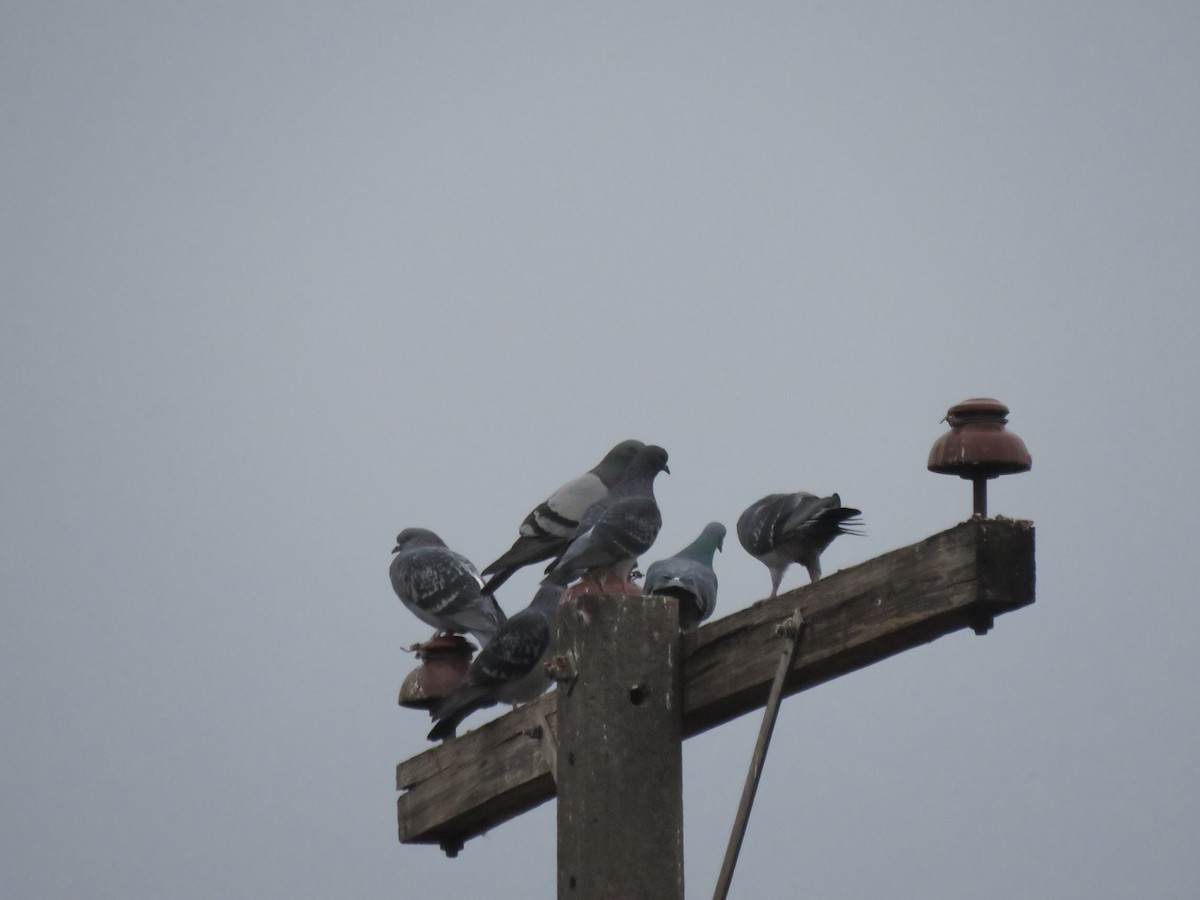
[395,693,557,855]
[397,517,1034,851]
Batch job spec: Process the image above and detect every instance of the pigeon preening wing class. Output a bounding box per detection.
[390,528,506,647]
[480,440,644,594]
[643,521,725,630]
[427,583,565,741]
[737,492,863,597]
[543,444,669,591]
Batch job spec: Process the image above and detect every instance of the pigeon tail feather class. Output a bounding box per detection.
[428,686,495,742]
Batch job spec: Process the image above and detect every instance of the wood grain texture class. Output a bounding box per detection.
[395,692,557,853]
[556,593,684,899]
[397,517,1035,851]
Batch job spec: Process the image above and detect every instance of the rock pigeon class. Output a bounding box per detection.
[480,440,645,594]
[427,582,565,742]
[643,521,726,630]
[390,528,506,646]
[543,444,670,592]
[737,492,863,597]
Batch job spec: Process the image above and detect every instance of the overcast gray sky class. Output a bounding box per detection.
[3,3,1198,898]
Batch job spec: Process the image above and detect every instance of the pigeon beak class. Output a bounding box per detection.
[663,464,671,474]
[391,546,401,554]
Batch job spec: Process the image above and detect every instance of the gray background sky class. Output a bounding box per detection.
[3,3,1198,898]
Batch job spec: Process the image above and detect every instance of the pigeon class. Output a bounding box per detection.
[737,492,863,597]
[480,440,645,594]
[390,528,506,647]
[543,444,670,592]
[643,521,726,630]
[427,582,565,742]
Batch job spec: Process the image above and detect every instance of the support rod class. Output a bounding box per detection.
[712,611,806,900]
[972,477,988,518]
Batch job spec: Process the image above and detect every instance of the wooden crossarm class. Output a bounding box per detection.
[397,517,1035,851]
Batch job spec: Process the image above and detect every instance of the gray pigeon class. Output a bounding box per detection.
[427,582,565,742]
[643,521,726,630]
[481,440,644,594]
[390,528,506,646]
[737,492,863,597]
[543,444,670,592]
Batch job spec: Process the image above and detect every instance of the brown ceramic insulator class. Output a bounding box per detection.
[398,635,475,710]
[928,398,1031,518]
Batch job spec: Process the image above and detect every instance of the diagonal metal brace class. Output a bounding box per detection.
[712,610,807,900]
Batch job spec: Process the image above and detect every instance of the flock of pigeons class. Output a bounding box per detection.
[389,440,863,742]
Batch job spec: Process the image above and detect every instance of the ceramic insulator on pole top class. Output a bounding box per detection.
[398,635,475,710]
[928,398,1031,519]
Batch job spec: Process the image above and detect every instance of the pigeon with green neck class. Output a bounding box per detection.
[643,521,726,630]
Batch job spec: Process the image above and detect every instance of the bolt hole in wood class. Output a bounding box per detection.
[568,875,576,889]
[628,684,646,706]
[567,751,575,766]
